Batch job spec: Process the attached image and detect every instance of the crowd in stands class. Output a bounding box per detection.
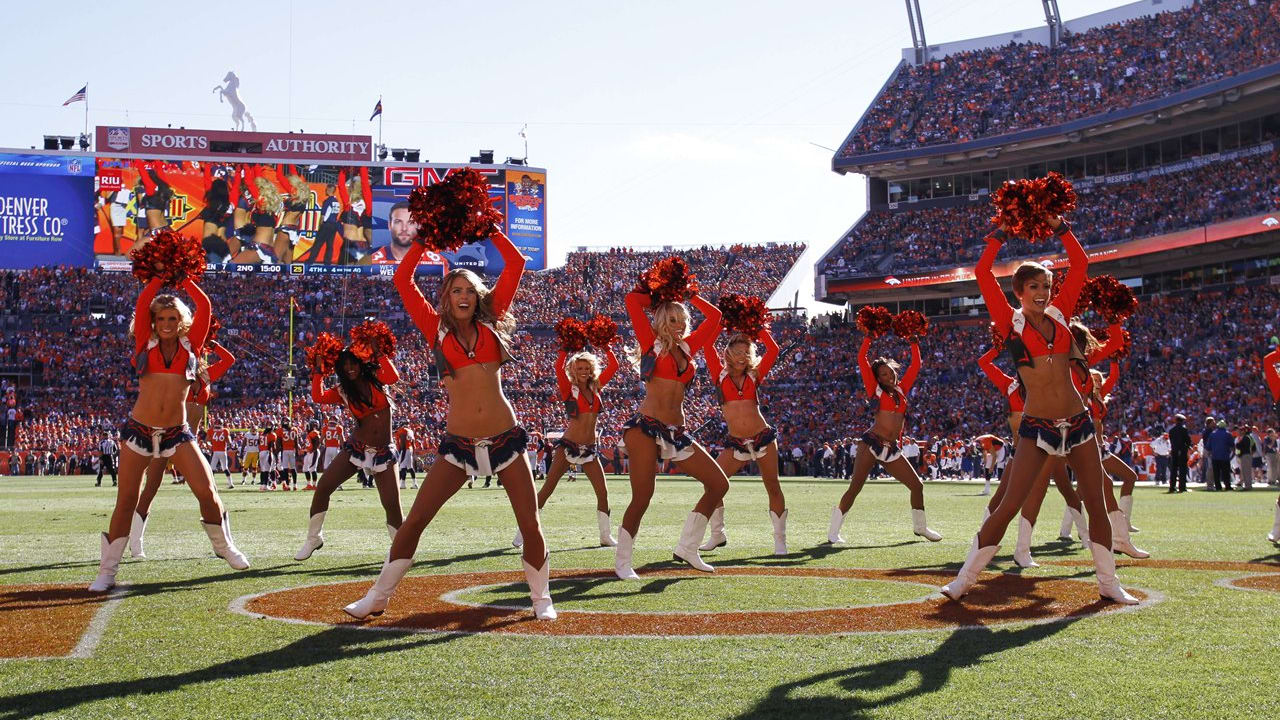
[822,146,1279,277]
[3,249,1278,481]
[843,0,1280,156]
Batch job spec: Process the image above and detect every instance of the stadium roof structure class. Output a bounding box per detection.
[832,0,1280,180]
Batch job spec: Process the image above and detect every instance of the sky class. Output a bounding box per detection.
[0,0,1129,275]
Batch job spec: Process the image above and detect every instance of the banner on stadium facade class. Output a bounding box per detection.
[826,211,1278,294]
[370,165,547,273]
[0,153,95,269]
[505,170,546,269]
[95,126,372,162]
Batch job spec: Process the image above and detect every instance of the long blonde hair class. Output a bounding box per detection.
[629,300,690,370]
[288,175,310,204]
[254,177,283,215]
[131,295,194,339]
[565,350,602,394]
[347,175,364,204]
[722,332,761,375]
[435,269,515,341]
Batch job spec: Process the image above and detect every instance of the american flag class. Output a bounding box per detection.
[62,85,86,106]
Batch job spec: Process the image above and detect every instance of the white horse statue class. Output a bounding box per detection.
[212,72,258,132]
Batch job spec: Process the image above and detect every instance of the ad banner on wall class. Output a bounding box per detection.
[0,153,95,269]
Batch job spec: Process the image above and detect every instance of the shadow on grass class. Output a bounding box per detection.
[732,617,1078,720]
[0,626,461,720]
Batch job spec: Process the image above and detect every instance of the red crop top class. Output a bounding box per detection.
[558,347,619,418]
[132,277,211,381]
[395,230,524,380]
[703,327,779,405]
[978,225,1087,368]
[189,340,235,405]
[625,291,721,385]
[311,355,400,419]
[1263,347,1280,402]
[858,337,919,414]
[978,345,1025,414]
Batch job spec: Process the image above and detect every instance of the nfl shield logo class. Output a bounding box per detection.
[67,159,82,175]
[106,127,130,151]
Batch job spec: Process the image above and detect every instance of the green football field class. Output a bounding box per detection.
[1,474,1278,719]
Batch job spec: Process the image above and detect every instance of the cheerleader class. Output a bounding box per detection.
[131,160,173,233]
[198,164,233,261]
[274,165,309,264]
[615,258,729,579]
[943,207,1137,604]
[295,329,404,561]
[827,309,941,545]
[343,226,556,620]
[516,319,620,549]
[129,337,235,560]
[698,296,788,555]
[1264,346,1280,542]
[89,254,248,592]
[338,168,372,262]
[1070,322,1148,558]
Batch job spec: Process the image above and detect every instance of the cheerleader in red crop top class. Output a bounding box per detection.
[130,336,237,561]
[295,348,404,561]
[132,159,174,232]
[346,228,557,622]
[514,344,620,550]
[826,331,943,546]
[1067,323,1149,558]
[1264,346,1280,543]
[943,215,1138,605]
[697,323,789,555]
[977,342,1090,568]
[614,268,729,580]
[89,274,248,593]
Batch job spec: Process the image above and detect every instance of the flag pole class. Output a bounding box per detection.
[83,82,89,144]
[378,95,383,155]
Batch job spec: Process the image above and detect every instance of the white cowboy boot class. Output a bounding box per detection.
[522,557,557,621]
[294,511,326,561]
[1013,516,1038,568]
[912,508,942,542]
[128,512,148,559]
[597,511,617,547]
[387,524,398,541]
[88,534,128,592]
[672,512,714,572]
[941,542,1001,601]
[1090,541,1139,604]
[1058,506,1075,540]
[699,506,727,551]
[1269,504,1280,543]
[614,527,640,580]
[512,527,524,548]
[1118,495,1139,532]
[1108,510,1149,559]
[769,509,788,555]
[826,506,847,544]
[203,512,250,570]
[343,558,412,619]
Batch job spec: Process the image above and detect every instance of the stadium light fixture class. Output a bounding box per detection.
[1143,113,1158,125]
[391,148,406,162]
[1066,131,1083,143]
[404,150,420,162]
[984,147,1001,158]
[1224,88,1241,103]
[376,144,389,161]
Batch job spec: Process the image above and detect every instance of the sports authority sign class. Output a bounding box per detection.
[94,126,372,162]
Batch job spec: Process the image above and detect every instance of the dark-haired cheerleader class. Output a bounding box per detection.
[295,346,403,560]
[827,321,941,545]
